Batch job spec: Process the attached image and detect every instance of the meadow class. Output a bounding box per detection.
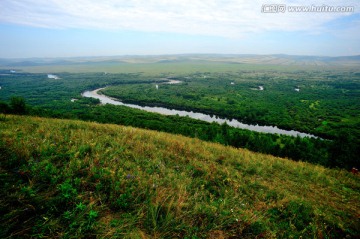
[1,115,359,238]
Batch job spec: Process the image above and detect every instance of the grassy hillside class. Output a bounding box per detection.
[0,115,359,238]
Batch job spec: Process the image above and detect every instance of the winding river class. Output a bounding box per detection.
[82,87,317,138]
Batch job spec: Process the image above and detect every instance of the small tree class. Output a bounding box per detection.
[10,96,27,115]
[0,101,10,119]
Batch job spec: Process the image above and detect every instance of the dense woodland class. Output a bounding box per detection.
[0,70,359,169]
[103,70,360,139]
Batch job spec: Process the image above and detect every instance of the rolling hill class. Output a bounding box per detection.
[1,54,360,68]
[0,115,359,238]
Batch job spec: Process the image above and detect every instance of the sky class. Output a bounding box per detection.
[0,0,359,58]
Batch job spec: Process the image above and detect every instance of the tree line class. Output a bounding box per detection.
[1,97,358,170]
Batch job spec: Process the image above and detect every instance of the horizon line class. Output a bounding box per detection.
[1,53,360,60]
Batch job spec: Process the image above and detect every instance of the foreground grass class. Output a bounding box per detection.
[0,115,359,238]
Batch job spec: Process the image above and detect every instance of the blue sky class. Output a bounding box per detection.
[0,0,359,58]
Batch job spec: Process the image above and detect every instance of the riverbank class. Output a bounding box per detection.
[82,87,317,138]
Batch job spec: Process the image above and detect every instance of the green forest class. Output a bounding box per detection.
[0,69,359,169]
[102,70,360,139]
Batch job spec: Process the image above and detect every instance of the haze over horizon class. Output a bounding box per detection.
[0,0,359,58]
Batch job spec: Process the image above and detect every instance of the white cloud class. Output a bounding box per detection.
[0,0,358,37]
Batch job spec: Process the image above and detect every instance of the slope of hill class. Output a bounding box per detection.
[0,115,359,238]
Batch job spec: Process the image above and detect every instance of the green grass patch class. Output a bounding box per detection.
[0,115,359,238]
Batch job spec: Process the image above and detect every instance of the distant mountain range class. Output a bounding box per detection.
[1,54,360,67]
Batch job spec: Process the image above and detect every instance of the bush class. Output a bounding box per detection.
[10,96,27,114]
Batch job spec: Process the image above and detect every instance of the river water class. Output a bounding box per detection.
[82,87,317,138]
